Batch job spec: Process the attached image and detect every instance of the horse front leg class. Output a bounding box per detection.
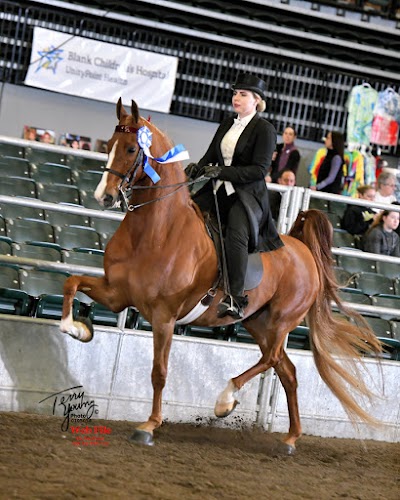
[60,275,125,342]
[130,319,175,446]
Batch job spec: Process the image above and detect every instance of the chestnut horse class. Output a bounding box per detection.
[60,99,382,453]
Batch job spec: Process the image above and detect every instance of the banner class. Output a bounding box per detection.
[24,27,178,113]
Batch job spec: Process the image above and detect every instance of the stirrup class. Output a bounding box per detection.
[217,294,247,320]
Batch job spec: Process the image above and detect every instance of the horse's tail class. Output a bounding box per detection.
[289,209,383,425]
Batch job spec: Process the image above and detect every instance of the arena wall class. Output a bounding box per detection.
[0,316,398,443]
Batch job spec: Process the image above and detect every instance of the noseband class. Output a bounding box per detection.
[104,125,145,207]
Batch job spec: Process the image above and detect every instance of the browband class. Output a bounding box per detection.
[115,125,139,133]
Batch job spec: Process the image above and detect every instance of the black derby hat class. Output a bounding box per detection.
[231,73,267,100]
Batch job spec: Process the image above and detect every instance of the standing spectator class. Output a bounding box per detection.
[362,209,400,256]
[268,169,296,223]
[266,126,300,183]
[309,131,344,194]
[341,185,377,237]
[373,172,397,211]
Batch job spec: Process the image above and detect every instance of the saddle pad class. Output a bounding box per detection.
[244,252,263,291]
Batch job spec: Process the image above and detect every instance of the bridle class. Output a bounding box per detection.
[104,124,203,211]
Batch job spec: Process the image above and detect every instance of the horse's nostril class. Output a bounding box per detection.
[103,194,114,208]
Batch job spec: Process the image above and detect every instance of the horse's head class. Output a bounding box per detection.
[94,98,151,208]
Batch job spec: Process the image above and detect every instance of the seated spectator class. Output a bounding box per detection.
[40,130,55,144]
[265,126,300,183]
[362,209,400,256]
[373,172,397,211]
[341,185,377,237]
[267,169,296,223]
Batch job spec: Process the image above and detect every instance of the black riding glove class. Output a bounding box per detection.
[184,162,201,180]
[203,165,223,179]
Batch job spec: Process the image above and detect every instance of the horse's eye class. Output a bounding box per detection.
[128,147,136,154]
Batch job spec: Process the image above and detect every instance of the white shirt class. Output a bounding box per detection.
[217,111,256,195]
[373,191,397,212]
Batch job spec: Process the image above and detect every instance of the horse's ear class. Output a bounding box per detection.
[131,100,140,124]
[116,97,128,120]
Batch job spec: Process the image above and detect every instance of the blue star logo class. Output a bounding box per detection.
[35,45,63,74]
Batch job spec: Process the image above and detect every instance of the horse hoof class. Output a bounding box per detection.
[75,317,94,343]
[129,429,154,446]
[280,443,296,456]
[214,399,239,418]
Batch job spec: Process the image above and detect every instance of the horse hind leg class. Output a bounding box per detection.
[215,312,301,453]
[273,351,302,451]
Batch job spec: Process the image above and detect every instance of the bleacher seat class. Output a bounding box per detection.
[54,224,101,250]
[0,157,30,177]
[375,260,400,280]
[288,325,310,350]
[72,170,103,191]
[79,189,102,210]
[363,316,393,338]
[66,155,105,172]
[0,264,31,315]
[0,201,44,221]
[333,229,356,249]
[12,242,62,263]
[90,217,121,235]
[371,295,400,320]
[338,289,371,305]
[87,302,119,327]
[390,321,400,341]
[0,143,24,157]
[355,272,395,296]
[337,254,376,274]
[19,268,79,319]
[30,162,72,185]
[24,147,66,165]
[0,176,37,198]
[62,248,104,268]
[333,266,356,290]
[309,198,329,211]
[0,237,12,256]
[5,217,55,245]
[326,212,342,229]
[329,200,347,218]
[0,215,6,239]
[36,183,80,205]
[44,203,90,227]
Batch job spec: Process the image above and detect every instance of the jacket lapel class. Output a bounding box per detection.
[233,114,260,161]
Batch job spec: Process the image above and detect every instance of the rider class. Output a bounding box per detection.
[186,73,284,319]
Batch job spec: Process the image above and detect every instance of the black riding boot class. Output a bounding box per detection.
[217,202,250,320]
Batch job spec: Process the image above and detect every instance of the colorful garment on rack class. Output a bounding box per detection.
[342,149,365,197]
[370,88,400,146]
[308,148,326,187]
[346,84,378,146]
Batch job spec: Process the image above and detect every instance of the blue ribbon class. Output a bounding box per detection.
[137,126,188,184]
[143,159,161,184]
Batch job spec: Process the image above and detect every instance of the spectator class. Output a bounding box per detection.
[362,209,400,256]
[309,131,344,194]
[24,126,37,141]
[40,130,55,144]
[341,185,377,237]
[266,126,300,183]
[268,169,296,223]
[373,172,397,211]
